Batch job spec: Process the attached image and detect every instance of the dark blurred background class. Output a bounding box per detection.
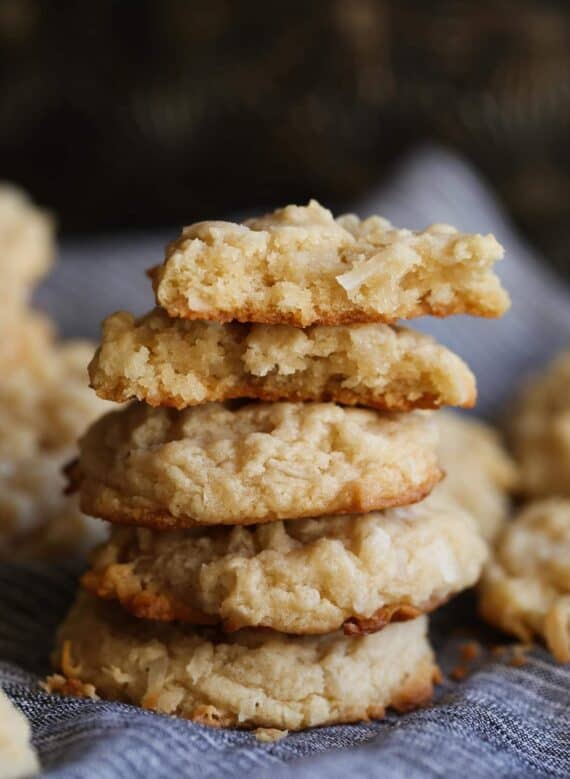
[0,0,569,274]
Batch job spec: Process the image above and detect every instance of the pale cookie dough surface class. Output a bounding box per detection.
[49,593,438,730]
[150,200,509,327]
[89,308,476,411]
[0,688,39,779]
[479,499,570,662]
[509,349,570,498]
[435,412,518,541]
[0,183,54,294]
[76,402,442,528]
[83,492,487,634]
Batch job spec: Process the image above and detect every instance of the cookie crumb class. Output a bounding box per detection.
[460,641,481,663]
[254,728,288,743]
[509,644,530,668]
[450,665,469,681]
[41,673,99,700]
[192,704,234,728]
[490,645,508,657]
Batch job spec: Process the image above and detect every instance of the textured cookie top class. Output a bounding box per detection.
[89,308,476,411]
[0,183,54,293]
[76,402,442,527]
[49,592,437,730]
[436,411,518,541]
[83,492,487,635]
[510,349,570,498]
[479,499,570,662]
[0,688,39,779]
[150,200,509,327]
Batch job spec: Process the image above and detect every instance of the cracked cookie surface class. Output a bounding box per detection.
[49,592,438,730]
[75,402,442,528]
[89,308,476,411]
[150,200,509,327]
[82,492,487,634]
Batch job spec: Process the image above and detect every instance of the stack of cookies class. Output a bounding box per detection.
[50,201,510,731]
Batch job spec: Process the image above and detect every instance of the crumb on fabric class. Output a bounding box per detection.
[449,640,482,682]
[508,655,528,668]
[254,728,289,743]
[450,665,469,681]
[490,645,508,657]
[460,641,481,663]
[41,673,99,700]
[508,644,531,667]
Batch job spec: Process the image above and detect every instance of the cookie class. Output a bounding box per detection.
[479,499,570,662]
[0,688,40,779]
[0,310,54,371]
[41,341,113,450]
[150,200,509,327]
[82,492,487,634]
[48,592,438,730]
[509,349,570,498]
[0,183,54,295]
[0,447,107,560]
[435,412,518,540]
[74,402,442,528]
[89,308,476,411]
[0,339,110,456]
[0,338,110,557]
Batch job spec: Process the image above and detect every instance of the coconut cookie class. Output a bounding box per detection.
[82,493,487,635]
[0,310,54,372]
[0,688,39,779]
[0,448,107,560]
[435,412,518,541]
[509,349,570,498]
[73,402,442,529]
[0,184,54,296]
[479,499,570,662]
[89,308,476,412]
[0,339,110,456]
[48,592,438,730]
[0,339,110,558]
[150,200,509,327]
